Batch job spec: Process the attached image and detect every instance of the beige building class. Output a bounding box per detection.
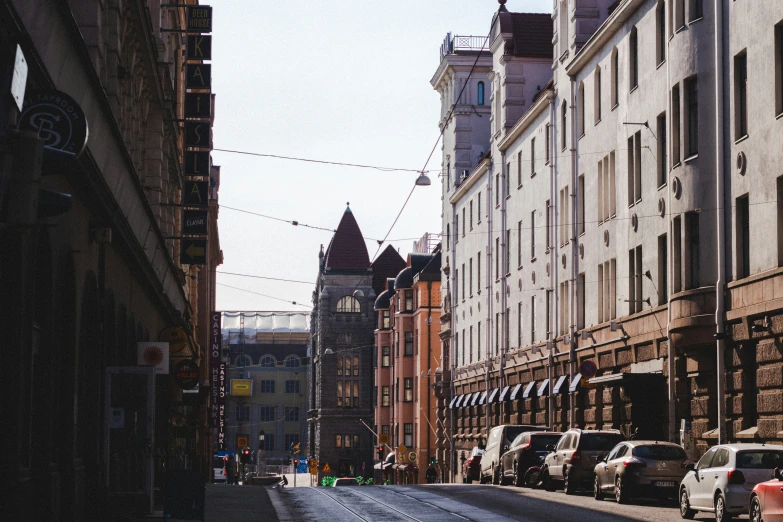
[434,0,783,482]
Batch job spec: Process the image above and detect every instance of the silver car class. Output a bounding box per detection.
[679,443,783,522]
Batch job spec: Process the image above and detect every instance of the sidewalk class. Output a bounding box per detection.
[275,472,315,488]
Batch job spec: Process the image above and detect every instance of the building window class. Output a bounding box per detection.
[405,290,413,311]
[505,307,510,350]
[262,434,275,452]
[477,321,482,360]
[559,0,568,56]
[344,434,351,448]
[577,272,585,329]
[517,151,523,186]
[461,263,465,300]
[611,48,619,108]
[404,332,413,356]
[478,81,485,105]
[517,220,523,266]
[478,192,482,222]
[778,178,783,266]
[672,216,682,292]
[337,356,343,376]
[505,229,511,275]
[469,325,473,362]
[738,197,752,277]
[462,208,466,237]
[559,281,569,336]
[627,131,642,204]
[594,66,602,123]
[531,296,537,343]
[462,329,466,363]
[404,378,413,402]
[598,152,616,222]
[284,407,299,422]
[235,354,251,367]
[284,356,300,367]
[578,81,585,136]
[656,1,666,66]
[517,302,523,347]
[446,162,451,188]
[561,101,567,150]
[382,386,390,406]
[546,290,552,338]
[531,210,536,259]
[336,295,361,313]
[559,186,570,247]
[675,0,684,30]
[260,355,276,367]
[260,380,275,393]
[628,246,643,314]
[382,346,390,367]
[495,173,500,206]
[352,356,359,376]
[495,313,499,354]
[455,332,459,367]
[404,423,413,447]
[545,123,550,164]
[530,138,536,176]
[735,52,748,139]
[578,175,585,235]
[477,251,481,292]
[470,200,474,230]
[236,404,250,421]
[259,406,275,422]
[336,435,342,448]
[672,84,681,165]
[684,76,698,157]
[336,381,342,407]
[446,224,450,251]
[285,380,300,394]
[284,434,299,450]
[657,113,667,187]
[495,237,500,279]
[658,234,668,305]
[689,0,702,21]
[455,213,459,242]
[776,23,783,116]
[506,162,511,196]
[469,258,473,296]
[629,27,638,90]
[598,259,617,322]
[454,269,458,305]
[685,212,700,289]
[382,310,390,329]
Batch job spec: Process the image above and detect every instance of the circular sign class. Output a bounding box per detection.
[175,359,200,389]
[160,327,189,353]
[18,90,89,156]
[580,360,598,378]
[409,452,417,463]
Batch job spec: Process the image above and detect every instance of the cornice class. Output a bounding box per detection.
[449,158,490,205]
[497,89,553,152]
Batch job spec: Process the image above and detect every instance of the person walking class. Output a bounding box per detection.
[425,464,437,484]
[226,455,237,485]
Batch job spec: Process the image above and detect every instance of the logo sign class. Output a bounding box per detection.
[181,238,207,265]
[209,312,222,428]
[185,150,210,176]
[160,326,189,353]
[186,5,212,33]
[175,359,200,389]
[184,121,210,149]
[137,342,170,374]
[18,90,89,156]
[182,209,208,235]
[185,92,211,120]
[186,64,211,89]
[378,433,389,445]
[580,360,598,378]
[231,379,252,396]
[187,35,212,60]
[184,180,208,206]
[409,452,416,463]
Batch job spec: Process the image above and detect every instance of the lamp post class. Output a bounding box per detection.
[258,430,265,475]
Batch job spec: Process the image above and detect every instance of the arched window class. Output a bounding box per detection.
[284,355,300,367]
[260,355,276,367]
[336,295,360,313]
[236,354,252,367]
[477,81,485,105]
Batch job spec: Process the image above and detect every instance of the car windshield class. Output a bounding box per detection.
[531,435,563,450]
[335,478,359,486]
[212,457,225,468]
[736,451,783,469]
[472,447,484,456]
[580,434,626,451]
[632,445,687,460]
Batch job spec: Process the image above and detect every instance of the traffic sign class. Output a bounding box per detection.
[409,452,416,463]
[580,360,598,378]
[398,444,407,454]
[322,462,331,473]
[379,433,389,445]
[309,466,318,475]
[310,458,319,467]
[237,436,248,448]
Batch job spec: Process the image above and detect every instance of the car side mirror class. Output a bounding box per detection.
[685,463,695,472]
[503,445,509,452]
[546,444,555,452]
[597,454,607,462]
[774,467,782,481]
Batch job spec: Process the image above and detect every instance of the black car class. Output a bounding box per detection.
[500,431,563,486]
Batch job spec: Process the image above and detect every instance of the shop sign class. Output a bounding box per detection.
[184,121,210,149]
[175,359,200,389]
[186,5,212,33]
[160,326,189,353]
[187,35,212,60]
[137,342,170,374]
[186,64,211,89]
[180,238,207,265]
[209,311,224,429]
[185,150,210,176]
[231,379,252,396]
[183,180,208,206]
[185,92,211,120]
[18,89,89,156]
[182,209,208,236]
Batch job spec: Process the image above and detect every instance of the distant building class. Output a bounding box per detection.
[309,206,405,478]
[221,312,309,463]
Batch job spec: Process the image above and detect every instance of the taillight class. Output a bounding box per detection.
[623,457,646,468]
[521,443,531,451]
[728,470,745,485]
[571,450,581,465]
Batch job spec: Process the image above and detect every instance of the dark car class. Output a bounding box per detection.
[500,431,563,487]
[480,424,550,485]
[543,429,626,494]
[333,478,359,487]
[463,447,484,483]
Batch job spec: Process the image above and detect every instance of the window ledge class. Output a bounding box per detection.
[672,161,682,170]
[734,134,749,145]
[518,264,524,271]
[611,103,619,112]
[683,154,698,164]
[657,182,668,192]
[594,118,602,126]
[776,112,783,121]
[579,231,586,238]
[689,16,704,25]
[530,257,537,263]
[531,171,537,179]
[506,195,511,200]
[518,183,524,190]
[675,25,687,35]
[656,60,666,70]
[629,85,639,95]
[477,291,481,295]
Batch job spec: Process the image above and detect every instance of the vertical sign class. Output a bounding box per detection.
[209,311,225,453]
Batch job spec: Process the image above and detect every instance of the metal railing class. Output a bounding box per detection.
[439,33,489,61]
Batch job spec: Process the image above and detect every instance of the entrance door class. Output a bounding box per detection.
[625,375,667,440]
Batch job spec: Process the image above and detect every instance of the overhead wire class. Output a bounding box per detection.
[217,282,311,308]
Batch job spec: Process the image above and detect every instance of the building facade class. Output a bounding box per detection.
[0,0,221,518]
[221,312,309,465]
[309,207,405,478]
[373,247,442,484]
[435,0,783,482]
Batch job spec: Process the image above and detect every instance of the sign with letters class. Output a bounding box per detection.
[182,209,208,235]
[181,238,207,265]
[184,121,210,149]
[186,64,211,89]
[185,150,210,176]
[18,90,89,156]
[187,35,212,60]
[175,359,200,390]
[183,180,208,206]
[209,312,223,429]
[186,5,212,33]
[185,92,211,120]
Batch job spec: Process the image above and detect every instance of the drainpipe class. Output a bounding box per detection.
[486,164,494,440]
[548,90,557,431]
[714,0,727,445]
[427,281,432,470]
[569,77,578,430]
[666,6,676,444]
[450,197,458,482]
[500,151,508,424]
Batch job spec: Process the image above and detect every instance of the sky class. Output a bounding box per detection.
[211,0,551,311]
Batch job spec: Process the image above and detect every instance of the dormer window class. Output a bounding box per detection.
[382,310,390,329]
[336,295,360,313]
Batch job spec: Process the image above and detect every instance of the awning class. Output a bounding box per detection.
[537,380,550,397]
[508,383,524,401]
[478,390,488,405]
[375,461,395,470]
[569,373,583,392]
[553,375,568,394]
[522,381,537,398]
[487,388,500,404]
[588,372,664,386]
[498,385,511,402]
[449,395,460,409]
[453,394,465,408]
[470,391,481,406]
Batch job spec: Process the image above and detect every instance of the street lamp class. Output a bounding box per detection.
[258,430,265,444]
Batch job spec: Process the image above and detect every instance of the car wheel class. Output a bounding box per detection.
[679,488,696,520]
[615,477,629,504]
[593,474,603,500]
[543,468,556,492]
[715,493,733,522]
[749,496,763,522]
[564,469,576,495]
[492,464,500,485]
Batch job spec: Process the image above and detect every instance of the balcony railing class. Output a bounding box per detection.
[439,33,490,61]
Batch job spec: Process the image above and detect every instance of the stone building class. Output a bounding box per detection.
[309,206,405,478]
[434,0,783,482]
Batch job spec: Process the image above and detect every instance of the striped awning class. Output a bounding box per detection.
[537,380,550,397]
[449,395,461,408]
[508,383,524,401]
[569,374,583,392]
[498,385,511,402]
[478,390,488,405]
[522,381,537,398]
[553,375,569,394]
[470,391,481,406]
[487,388,500,404]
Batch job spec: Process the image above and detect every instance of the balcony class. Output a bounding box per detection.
[439,34,489,61]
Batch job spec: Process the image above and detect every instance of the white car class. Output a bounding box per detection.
[679,443,783,522]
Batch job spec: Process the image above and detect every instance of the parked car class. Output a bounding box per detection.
[480,424,550,485]
[463,446,484,483]
[500,431,563,487]
[333,478,359,487]
[593,440,690,504]
[542,429,626,494]
[679,443,783,522]
[749,467,783,522]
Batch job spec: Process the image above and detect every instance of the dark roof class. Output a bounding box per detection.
[324,206,370,271]
[415,251,441,282]
[374,278,396,310]
[370,245,406,296]
[394,267,413,290]
[395,252,441,289]
[502,12,553,59]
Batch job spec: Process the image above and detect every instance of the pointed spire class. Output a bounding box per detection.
[324,207,369,270]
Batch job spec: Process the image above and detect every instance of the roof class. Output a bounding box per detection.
[510,13,553,58]
[374,278,397,310]
[324,206,370,271]
[221,312,310,342]
[370,245,406,296]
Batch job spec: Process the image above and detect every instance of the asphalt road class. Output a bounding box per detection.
[272,483,736,522]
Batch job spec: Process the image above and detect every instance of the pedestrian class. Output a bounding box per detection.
[425,464,437,484]
[226,455,237,485]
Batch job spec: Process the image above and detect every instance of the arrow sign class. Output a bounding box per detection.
[181,239,207,265]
